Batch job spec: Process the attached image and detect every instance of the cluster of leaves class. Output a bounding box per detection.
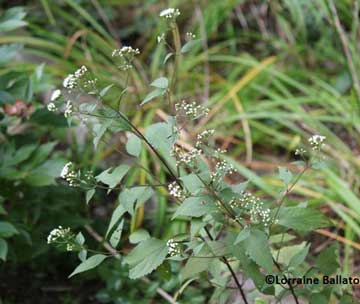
[45,7,354,303]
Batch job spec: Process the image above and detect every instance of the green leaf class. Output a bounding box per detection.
[126,134,141,157]
[0,221,18,238]
[180,174,204,193]
[315,243,339,275]
[181,257,211,280]
[75,232,85,245]
[119,187,153,216]
[289,243,310,268]
[86,189,95,205]
[93,120,112,148]
[140,88,166,106]
[106,204,126,237]
[172,196,215,219]
[274,242,307,266]
[129,229,150,244]
[0,20,27,32]
[96,164,130,191]
[276,207,329,231]
[124,238,168,279]
[150,77,169,89]
[181,39,201,53]
[78,250,87,262]
[110,219,124,248]
[163,53,173,64]
[0,238,8,261]
[69,254,107,278]
[234,227,250,244]
[99,84,114,97]
[243,229,273,273]
[278,167,293,185]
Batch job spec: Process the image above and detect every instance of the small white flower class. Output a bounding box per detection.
[159,8,180,19]
[50,89,61,101]
[157,34,165,43]
[47,226,71,244]
[167,239,181,256]
[308,135,326,151]
[64,100,73,118]
[186,32,196,40]
[168,181,185,199]
[295,148,306,155]
[60,162,78,187]
[175,100,209,119]
[47,103,57,112]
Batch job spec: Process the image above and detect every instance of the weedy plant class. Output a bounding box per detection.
[47,7,351,303]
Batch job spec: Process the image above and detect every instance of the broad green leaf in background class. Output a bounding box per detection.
[316,243,339,275]
[110,219,124,248]
[96,164,130,191]
[69,254,107,278]
[172,196,215,219]
[126,133,142,157]
[129,229,150,244]
[0,238,8,261]
[243,229,273,273]
[150,77,168,89]
[141,88,166,106]
[119,186,153,216]
[278,166,293,185]
[276,207,329,231]
[124,238,168,279]
[0,221,18,238]
[181,39,201,53]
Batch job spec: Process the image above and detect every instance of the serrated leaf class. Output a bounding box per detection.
[150,77,168,89]
[126,134,141,157]
[0,221,18,238]
[172,196,215,219]
[278,167,293,185]
[140,88,166,106]
[124,238,168,279]
[86,189,95,205]
[316,243,339,275]
[181,257,211,280]
[0,238,8,261]
[181,39,201,53]
[129,229,150,244]
[276,207,329,231]
[289,243,310,268]
[274,242,306,266]
[110,219,124,248]
[99,84,114,97]
[234,227,250,244]
[119,187,153,216]
[96,164,130,191]
[69,254,107,278]
[243,229,273,273]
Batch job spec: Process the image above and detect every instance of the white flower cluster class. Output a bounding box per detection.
[171,146,202,167]
[64,100,73,118]
[112,46,140,70]
[112,46,140,57]
[295,148,306,156]
[47,103,57,112]
[186,32,196,40]
[240,192,271,227]
[159,8,180,19]
[51,89,61,101]
[168,181,185,199]
[47,226,71,244]
[175,100,209,119]
[167,239,181,256]
[210,160,236,181]
[308,135,326,151]
[196,129,215,148]
[63,65,88,90]
[60,162,78,187]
